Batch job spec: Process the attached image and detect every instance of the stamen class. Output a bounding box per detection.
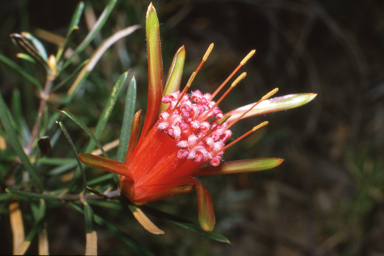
[167,44,214,120]
[210,49,256,100]
[227,88,278,129]
[219,121,268,153]
[195,43,214,73]
[200,72,247,121]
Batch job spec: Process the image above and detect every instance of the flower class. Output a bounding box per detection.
[79,3,316,232]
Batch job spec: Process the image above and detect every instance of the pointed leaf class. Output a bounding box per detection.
[159,46,186,112]
[116,76,137,163]
[56,1,84,63]
[79,153,131,177]
[9,200,25,254]
[21,32,48,61]
[59,110,108,158]
[84,71,128,154]
[66,25,139,98]
[141,205,230,243]
[194,158,284,176]
[57,121,86,190]
[128,204,164,235]
[140,3,163,139]
[53,59,88,91]
[82,201,97,255]
[0,94,43,190]
[16,53,36,63]
[70,203,155,256]
[38,227,49,255]
[61,0,117,72]
[0,53,42,90]
[194,180,215,232]
[227,93,317,122]
[124,110,141,164]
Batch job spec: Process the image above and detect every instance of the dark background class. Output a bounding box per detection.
[1,0,384,255]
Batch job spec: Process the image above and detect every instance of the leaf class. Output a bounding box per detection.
[53,59,88,91]
[227,93,317,122]
[0,53,42,90]
[56,1,85,63]
[6,188,60,200]
[84,71,128,154]
[57,121,86,190]
[86,173,115,186]
[83,201,97,255]
[71,203,155,256]
[16,53,36,63]
[141,205,230,243]
[60,0,117,72]
[193,158,284,176]
[38,227,49,255]
[9,200,25,254]
[128,204,164,235]
[0,94,43,190]
[59,110,108,158]
[140,3,163,140]
[116,76,137,163]
[11,33,49,71]
[66,25,139,99]
[21,32,48,61]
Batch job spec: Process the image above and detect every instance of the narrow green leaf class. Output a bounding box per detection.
[141,205,230,244]
[86,173,115,186]
[0,53,42,90]
[66,25,140,101]
[83,201,95,234]
[60,110,108,158]
[53,59,88,91]
[0,94,43,190]
[38,157,77,165]
[57,121,86,190]
[84,71,128,154]
[16,53,36,63]
[60,0,117,72]
[11,89,23,131]
[116,76,136,162]
[56,1,85,63]
[6,188,59,200]
[11,33,50,72]
[71,203,156,256]
[47,163,77,176]
[21,32,48,61]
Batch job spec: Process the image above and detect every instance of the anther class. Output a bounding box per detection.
[210,49,256,100]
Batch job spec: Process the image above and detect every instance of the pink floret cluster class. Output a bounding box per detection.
[156,90,232,166]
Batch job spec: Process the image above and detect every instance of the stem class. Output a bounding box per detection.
[25,76,53,155]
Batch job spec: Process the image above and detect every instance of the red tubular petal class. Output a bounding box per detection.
[79,153,132,177]
[124,110,142,165]
[194,179,215,232]
[129,184,195,205]
[140,3,164,140]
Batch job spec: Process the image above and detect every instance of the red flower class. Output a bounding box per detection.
[79,3,316,232]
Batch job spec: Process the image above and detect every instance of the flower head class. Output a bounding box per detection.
[79,3,316,232]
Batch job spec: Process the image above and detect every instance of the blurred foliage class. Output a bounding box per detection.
[1,0,384,255]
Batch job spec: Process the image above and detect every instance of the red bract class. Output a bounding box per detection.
[79,3,316,232]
